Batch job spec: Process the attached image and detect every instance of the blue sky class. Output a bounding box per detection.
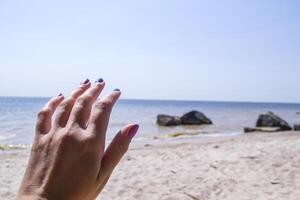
[0,0,299,103]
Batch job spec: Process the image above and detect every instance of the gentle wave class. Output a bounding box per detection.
[0,133,16,141]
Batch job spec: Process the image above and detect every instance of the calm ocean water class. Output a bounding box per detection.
[0,97,300,146]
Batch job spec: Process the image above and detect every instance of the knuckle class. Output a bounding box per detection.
[95,100,112,111]
[58,130,78,145]
[57,130,89,152]
[117,142,129,156]
[59,98,75,110]
[37,108,51,118]
[76,96,92,107]
[85,133,97,142]
[66,98,76,106]
[60,132,74,142]
[59,126,81,140]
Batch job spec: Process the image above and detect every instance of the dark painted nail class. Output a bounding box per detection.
[128,124,139,139]
[57,93,63,97]
[113,88,120,92]
[81,78,90,85]
[95,78,104,83]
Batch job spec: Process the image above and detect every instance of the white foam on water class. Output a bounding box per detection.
[0,133,16,141]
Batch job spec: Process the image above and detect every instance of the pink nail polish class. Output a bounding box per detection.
[128,124,139,139]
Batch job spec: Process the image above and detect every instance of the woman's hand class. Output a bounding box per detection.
[16,79,139,200]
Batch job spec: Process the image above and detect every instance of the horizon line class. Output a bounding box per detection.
[0,95,300,105]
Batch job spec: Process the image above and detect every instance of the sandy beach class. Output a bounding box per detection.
[1,132,300,200]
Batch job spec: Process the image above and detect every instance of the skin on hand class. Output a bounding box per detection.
[16,79,139,200]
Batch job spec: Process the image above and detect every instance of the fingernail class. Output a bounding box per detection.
[81,78,90,85]
[113,88,120,92]
[57,93,63,97]
[95,78,104,83]
[128,124,139,139]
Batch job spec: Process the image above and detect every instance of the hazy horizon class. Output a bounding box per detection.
[1,0,299,103]
[1,95,300,105]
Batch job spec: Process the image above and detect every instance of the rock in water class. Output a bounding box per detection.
[180,110,212,125]
[157,114,181,126]
[256,111,292,131]
[294,124,300,131]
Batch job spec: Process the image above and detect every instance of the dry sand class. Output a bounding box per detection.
[1,132,300,200]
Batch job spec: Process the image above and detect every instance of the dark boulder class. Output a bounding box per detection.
[157,114,181,126]
[294,124,300,131]
[180,110,212,125]
[256,111,292,131]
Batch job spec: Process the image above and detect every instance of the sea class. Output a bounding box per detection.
[0,97,300,147]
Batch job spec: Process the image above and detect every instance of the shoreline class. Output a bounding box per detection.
[1,131,300,199]
[0,129,244,151]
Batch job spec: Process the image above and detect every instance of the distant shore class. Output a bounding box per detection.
[1,131,300,200]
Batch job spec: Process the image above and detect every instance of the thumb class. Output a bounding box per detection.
[99,124,139,180]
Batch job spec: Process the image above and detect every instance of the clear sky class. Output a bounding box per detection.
[0,0,299,103]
